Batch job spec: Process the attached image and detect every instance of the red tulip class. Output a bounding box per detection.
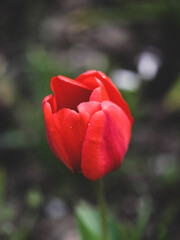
[42,70,133,181]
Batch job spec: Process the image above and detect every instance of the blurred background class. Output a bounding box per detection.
[0,0,180,239]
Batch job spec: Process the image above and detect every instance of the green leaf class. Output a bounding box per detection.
[108,215,127,240]
[75,202,101,240]
[76,201,129,240]
[131,208,150,240]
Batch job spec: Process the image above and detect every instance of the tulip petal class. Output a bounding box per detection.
[73,74,109,102]
[51,75,92,111]
[42,95,60,159]
[81,101,132,181]
[89,84,110,102]
[76,70,133,123]
[78,101,102,127]
[43,95,86,172]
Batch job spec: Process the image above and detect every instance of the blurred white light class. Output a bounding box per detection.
[111,69,141,91]
[137,51,161,80]
[155,153,177,175]
[45,198,68,220]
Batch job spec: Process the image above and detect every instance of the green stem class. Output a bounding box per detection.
[96,179,108,240]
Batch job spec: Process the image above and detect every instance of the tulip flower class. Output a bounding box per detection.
[42,70,133,181]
